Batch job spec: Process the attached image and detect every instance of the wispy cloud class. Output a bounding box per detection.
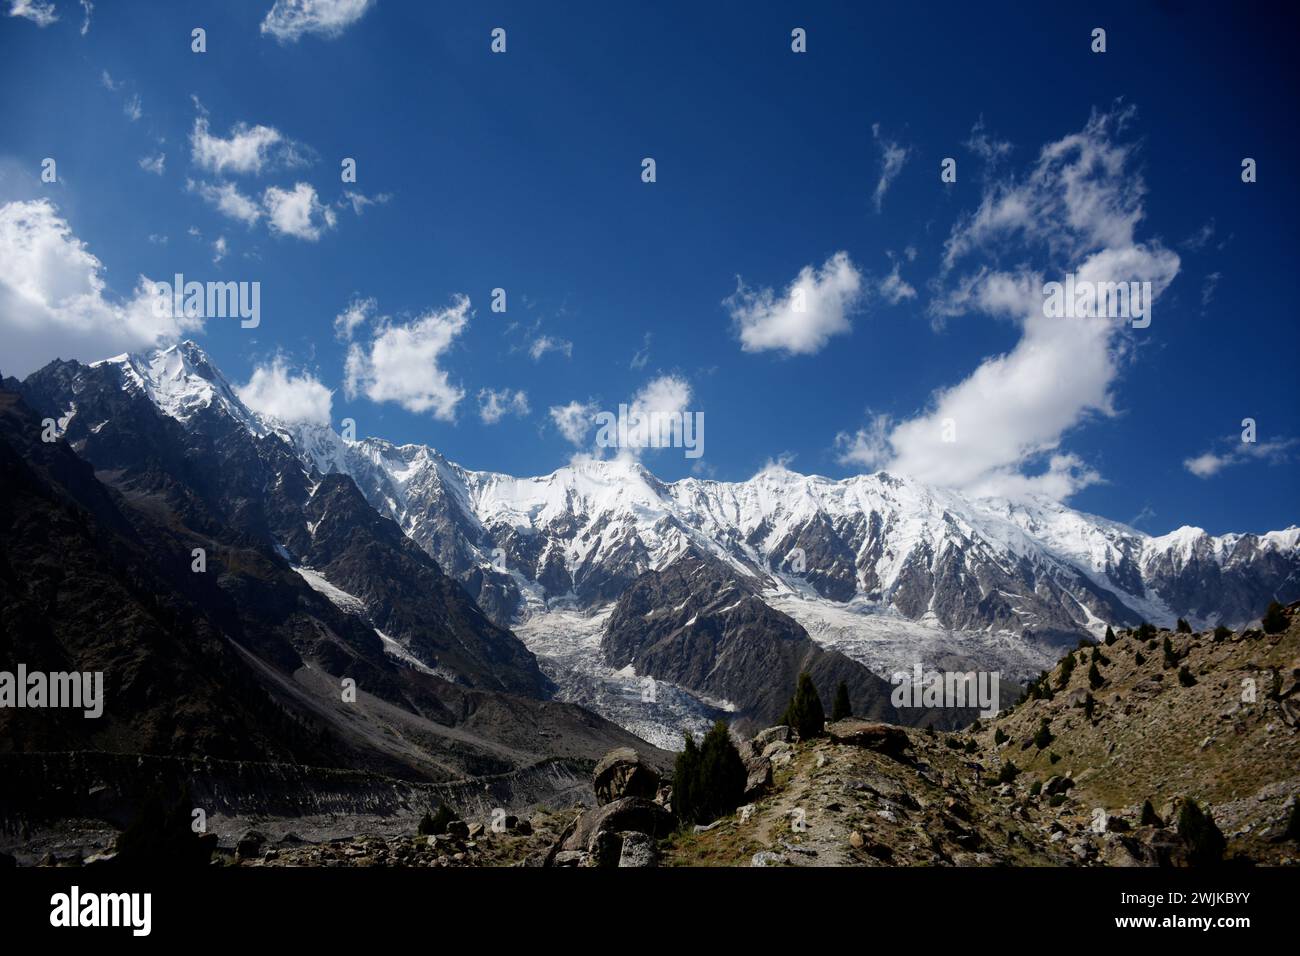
[871,123,909,212]
[261,0,374,43]
[7,0,57,27]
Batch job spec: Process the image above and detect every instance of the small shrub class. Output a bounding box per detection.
[1088,661,1103,690]
[1140,799,1163,827]
[998,760,1019,784]
[994,727,1008,745]
[1262,601,1287,635]
[1134,651,1146,666]
[1178,665,1196,687]
[1028,780,1043,797]
[1033,718,1053,749]
[1213,625,1232,642]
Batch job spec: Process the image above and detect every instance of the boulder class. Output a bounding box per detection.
[236,830,266,860]
[754,725,793,748]
[551,797,673,864]
[445,820,470,840]
[744,755,773,800]
[826,719,910,759]
[762,741,795,766]
[617,831,658,867]
[592,748,661,805]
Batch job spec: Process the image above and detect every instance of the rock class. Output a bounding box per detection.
[617,831,658,867]
[693,819,725,834]
[848,831,864,849]
[513,819,533,836]
[754,725,794,747]
[553,797,674,864]
[552,850,589,867]
[592,748,661,805]
[445,820,470,840]
[236,830,267,860]
[468,822,485,839]
[826,719,911,759]
[591,830,624,868]
[762,741,794,766]
[750,850,787,867]
[744,755,773,800]
[1042,775,1074,796]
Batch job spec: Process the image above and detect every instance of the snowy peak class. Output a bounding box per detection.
[93,340,269,437]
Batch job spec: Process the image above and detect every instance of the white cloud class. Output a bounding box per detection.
[262,182,336,240]
[189,179,263,225]
[1184,438,1296,478]
[138,153,166,176]
[333,295,377,341]
[623,374,693,455]
[190,115,284,176]
[838,106,1181,501]
[0,199,200,378]
[340,190,390,215]
[964,116,1013,165]
[7,0,57,27]
[878,256,916,305]
[477,387,530,424]
[630,332,651,370]
[123,94,142,122]
[871,123,909,212]
[236,356,333,426]
[344,296,470,419]
[79,0,91,35]
[212,236,228,265]
[549,400,600,445]
[261,0,373,42]
[529,334,572,361]
[726,250,864,355]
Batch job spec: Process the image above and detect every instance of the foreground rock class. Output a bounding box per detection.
[592,748,660,805]
[826,719,911,759]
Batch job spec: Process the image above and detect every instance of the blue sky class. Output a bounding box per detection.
[1,0,1296,536]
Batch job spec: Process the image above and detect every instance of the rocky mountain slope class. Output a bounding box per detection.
[602,548,906,732]
[1,370,670,847]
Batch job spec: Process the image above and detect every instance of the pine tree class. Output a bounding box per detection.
[673,722,746,825]
[1213,625,1232,641]
[1057,653,1075,689]
[1176,618,1192,634]
[832,681,852,721]
[1262,600,1287,635]
[998,760,1019,784]
[1084,693,1095,720]
[781,671,826,740]
[1178,665,1196,687]
[1163,635,1178,668]
[1033,718,1053,749]
[994,727,1008,745]
[1088,661,1103,690]
[1134,650,1146,666]
[1104,625,1116,645]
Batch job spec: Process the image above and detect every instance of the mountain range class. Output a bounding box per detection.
[5,341,1298,754]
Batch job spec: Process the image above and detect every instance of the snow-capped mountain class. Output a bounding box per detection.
[25,343,1299,701]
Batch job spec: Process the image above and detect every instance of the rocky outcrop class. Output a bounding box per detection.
[592,748,660,805]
